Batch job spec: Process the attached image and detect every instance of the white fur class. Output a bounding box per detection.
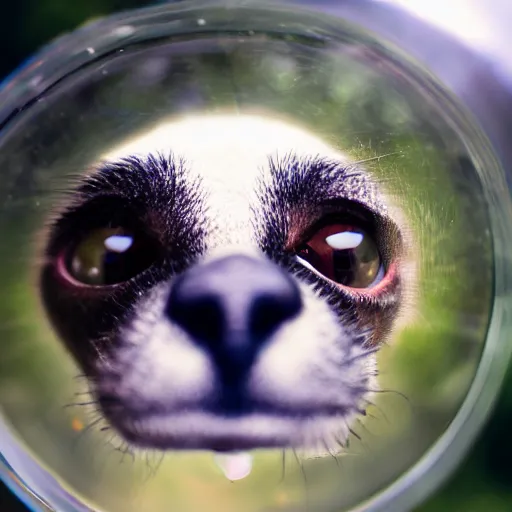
[102,114,350,251]
[100,284,216,410]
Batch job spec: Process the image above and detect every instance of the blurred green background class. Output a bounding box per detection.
[0,1,511,511]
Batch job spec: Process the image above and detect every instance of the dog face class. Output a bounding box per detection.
[39,115,407,454]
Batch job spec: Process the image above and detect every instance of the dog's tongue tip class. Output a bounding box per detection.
[214,452,253,481]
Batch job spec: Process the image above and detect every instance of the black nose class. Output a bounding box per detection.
[166,254,302,378]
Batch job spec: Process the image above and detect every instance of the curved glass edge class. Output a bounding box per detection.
[362,134,512,511]
[0,1,511,512]
[363,302,512,512]
[1,426,58,512]
[0,454,47,512]
[0,416,96,512]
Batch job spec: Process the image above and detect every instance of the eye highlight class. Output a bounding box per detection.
[296,223,384,289]
[65,227,159,286]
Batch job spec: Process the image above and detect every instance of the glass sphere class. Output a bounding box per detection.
[1,1,511,511]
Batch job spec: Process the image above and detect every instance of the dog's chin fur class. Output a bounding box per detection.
[104,413,359,456]
[40,113,411,456]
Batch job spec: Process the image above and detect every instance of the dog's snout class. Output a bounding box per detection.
[166,255,302,373]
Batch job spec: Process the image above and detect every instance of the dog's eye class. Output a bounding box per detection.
[65,227,158,286]
[296,224,383,288]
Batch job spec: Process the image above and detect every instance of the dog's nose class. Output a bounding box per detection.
[166,254,302,375]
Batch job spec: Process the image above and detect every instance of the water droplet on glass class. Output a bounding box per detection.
[214,452,253,481]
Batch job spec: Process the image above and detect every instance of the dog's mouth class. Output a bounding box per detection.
[99,395,352,452]
[112,411,304,451]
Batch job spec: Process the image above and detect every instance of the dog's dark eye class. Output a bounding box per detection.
[296,224,383,288]
[66,227,158,286]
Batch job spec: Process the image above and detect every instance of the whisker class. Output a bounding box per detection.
[63,400,98,409]
[148,452,165,478]
[352,152,402,166]
[74,391,94,397]
[369,388,410,401]
[142,451,163,481]
[334,437,346,452]
[279,450,287,484]
[293,449,309,510]
[355,417,376,438]
[360,398,390,424]
[116,443,136,464]
[322,440,340,468]
[347,427,361,442]
[73,374,90,381]
[70,415,105,451]
[366,388,412,411]
[342,347,380,366]
[82,416,104,433]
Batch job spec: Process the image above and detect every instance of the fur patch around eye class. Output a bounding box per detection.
[44,153,211,287]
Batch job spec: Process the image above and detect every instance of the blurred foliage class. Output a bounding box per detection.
[0,1,511,512]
